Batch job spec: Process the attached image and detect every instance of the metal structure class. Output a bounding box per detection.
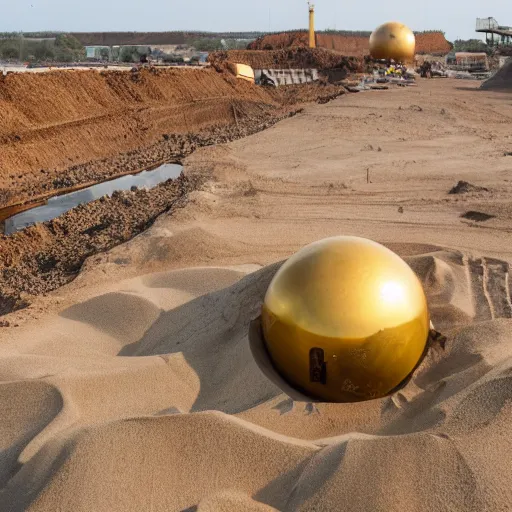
[261,236,430,403]
[476,18,512,47]
[308,2,316,49]
[255,68,319,86]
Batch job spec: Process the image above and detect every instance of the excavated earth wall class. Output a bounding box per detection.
[249,31,452,56]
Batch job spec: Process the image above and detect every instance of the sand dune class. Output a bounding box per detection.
[1,246,512,511]
[1,80,512,511]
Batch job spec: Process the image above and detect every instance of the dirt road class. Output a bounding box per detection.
[168,78,512,267]
[201,79,512,259]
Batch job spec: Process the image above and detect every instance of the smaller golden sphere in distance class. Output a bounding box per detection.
[262,237,430,403]
[369,22,416,62]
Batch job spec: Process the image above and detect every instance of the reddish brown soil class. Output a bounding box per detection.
[0,68,279,204]
[0,67,349,315]
[248,32,310,50]
[209,48,364,72]
[0,67,347,208]
[249,31,452,56]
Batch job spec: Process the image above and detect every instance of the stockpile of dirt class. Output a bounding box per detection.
[249,31,452,56]
[208,48,364,72]
[269,82,347,105]
[247,31,309,50]
[481,59,512,90]
[415,32,452,55]
[0,67,348,208]
[316,33,370,56]
[449,181,489,194]
[0,67,288,206]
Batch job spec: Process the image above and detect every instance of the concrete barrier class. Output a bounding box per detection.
[255,69,319,86]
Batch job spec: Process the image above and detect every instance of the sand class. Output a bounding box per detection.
[1,78,512,511]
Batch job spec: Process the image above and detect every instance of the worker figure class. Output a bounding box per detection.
[420,61,432,78]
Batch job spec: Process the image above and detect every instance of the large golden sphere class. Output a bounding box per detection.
[262,237,430,402]
[369,22,416,62]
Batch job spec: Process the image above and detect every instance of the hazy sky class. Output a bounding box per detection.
[0,0,510,41]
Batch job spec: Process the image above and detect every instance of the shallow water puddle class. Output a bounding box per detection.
[4,163,183,235]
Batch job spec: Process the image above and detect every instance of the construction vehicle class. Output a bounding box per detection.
[228,63,255,84]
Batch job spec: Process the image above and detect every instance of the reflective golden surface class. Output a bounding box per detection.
[369,22,416,62]
[309,5,316,49]
[262,237,430,402]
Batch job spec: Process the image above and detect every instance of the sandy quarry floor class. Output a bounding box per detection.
[1,79,512,511]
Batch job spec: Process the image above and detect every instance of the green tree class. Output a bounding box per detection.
[191,38,224,52]
[33,41,55,61]
[54,34,86,61]
[120,46,136,62]
[453,39,492,55]
[1,45,19,59]
[119,46,150,63]
[55,34,83,50]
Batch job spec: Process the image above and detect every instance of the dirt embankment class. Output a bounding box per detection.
[249,31,452,56]
[0,68,279,206]
[0,67,347,208]
[248,32,310,50]
[481,58,512,90]
[0,66,350,316]
[0,175,193,316]
[0,107,307,317]
[208,48,364,72]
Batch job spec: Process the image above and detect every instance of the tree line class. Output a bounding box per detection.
[0,34,85,62]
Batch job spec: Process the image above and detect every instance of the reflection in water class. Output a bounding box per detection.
[4,163,182,235]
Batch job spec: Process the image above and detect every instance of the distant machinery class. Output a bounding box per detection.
[308,2,316,49]
[476,18,512,47]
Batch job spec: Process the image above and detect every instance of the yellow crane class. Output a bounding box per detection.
[308,2,316,48]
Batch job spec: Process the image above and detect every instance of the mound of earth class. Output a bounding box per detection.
[208,48,364,72]
[461,211,496,222]
[449,181,489,194]
[0,173,199,315]
[247,31,310,51]
[249,31,452,57]
[0,68,278,181]
[481,59,512,90]
[0,67,345,208]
